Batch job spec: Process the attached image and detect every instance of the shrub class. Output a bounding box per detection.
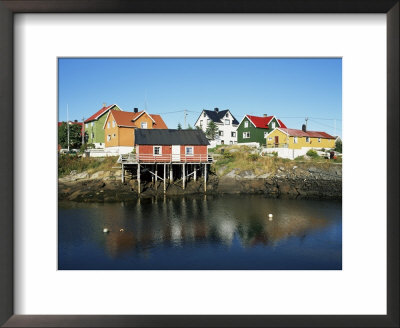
[306,149,319,158]
[272,152,278,157]
[335,139,342,153]
[247,153,259,162]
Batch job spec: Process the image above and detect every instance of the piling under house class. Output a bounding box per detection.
[118,129,212,194]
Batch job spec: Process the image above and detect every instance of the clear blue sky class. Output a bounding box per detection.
[58,58,342,137]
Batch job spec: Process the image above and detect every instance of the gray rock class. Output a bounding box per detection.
[257,173,271,179]
[74,172,89,180]
[90,171,105,179]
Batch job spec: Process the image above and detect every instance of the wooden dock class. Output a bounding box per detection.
[117,153,213,194]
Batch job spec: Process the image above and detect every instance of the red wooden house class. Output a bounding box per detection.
[134,129,210,163]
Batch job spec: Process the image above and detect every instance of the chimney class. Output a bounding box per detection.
[134,108,138,113]
[74,119,78,123]
[263,114,268,117]
[214,107,219,112]
[302,124,307,132]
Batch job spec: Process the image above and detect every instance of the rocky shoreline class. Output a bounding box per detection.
[58,164,341,202]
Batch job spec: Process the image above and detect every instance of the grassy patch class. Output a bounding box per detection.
[58,155,119,177]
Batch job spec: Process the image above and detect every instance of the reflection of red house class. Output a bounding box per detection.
[134,129,210,163]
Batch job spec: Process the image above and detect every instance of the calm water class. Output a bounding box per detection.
[58,195,342,270]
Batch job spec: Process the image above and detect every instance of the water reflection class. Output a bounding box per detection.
[58,195,342,270]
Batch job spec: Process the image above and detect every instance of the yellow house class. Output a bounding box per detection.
[266,127,336,150]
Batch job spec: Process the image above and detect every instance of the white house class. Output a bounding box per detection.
[194,108,239,147]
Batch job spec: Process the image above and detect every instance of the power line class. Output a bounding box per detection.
[309,118,342,131]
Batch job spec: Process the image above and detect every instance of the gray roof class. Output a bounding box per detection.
[202,109,240,125]
[135,129,209,145]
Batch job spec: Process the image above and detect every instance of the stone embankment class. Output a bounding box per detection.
[58,164,341,202]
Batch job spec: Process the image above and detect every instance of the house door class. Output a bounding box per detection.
[172,145,180,162]
[274,136,279,146]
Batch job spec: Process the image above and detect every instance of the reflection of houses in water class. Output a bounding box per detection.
[98,197,331,257]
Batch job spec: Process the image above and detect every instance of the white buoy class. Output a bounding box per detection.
[268,213,273,221]
[103,228,109,233]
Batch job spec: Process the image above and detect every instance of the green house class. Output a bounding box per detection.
[237,114,287,146]
[84,104,121,148]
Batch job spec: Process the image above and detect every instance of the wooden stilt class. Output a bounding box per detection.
[137,164,141,194]
[182,163,186,189]
[155,165,158,190]
[204,164,207,193]
[163,163,166,194]
[121,164,125,183]
[170,164,173,183]
[152,165,154,186]
[194,164,197,181]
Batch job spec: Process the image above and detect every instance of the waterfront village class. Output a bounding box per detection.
[58,104,342,201]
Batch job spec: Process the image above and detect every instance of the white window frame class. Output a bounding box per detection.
[107,122,110,128]
[244,121,249,128]
[113,133,116,138]
[141,122,148,129]
[185,146,194,156]
[225,119,230,125]
[243,131,250,139]
[200,120,203,127]
[294,137,298,144]
[85,123,88,128]
[112,120,116,127]
[107,135,111,141]
[271,122,276,129]
[318,138,321,142]
[153,146,162,156]
[264,132,268,138]
[91,122,94,127]
[268,137,272,141]
[231,131,236,137]
[219,130,224,137]
[306,137,310,143]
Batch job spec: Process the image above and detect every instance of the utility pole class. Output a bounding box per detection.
[305,117,309,130]
[67,104,70,151]
[184,109,188,129]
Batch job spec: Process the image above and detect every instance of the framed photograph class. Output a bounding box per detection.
[0,0,398,327]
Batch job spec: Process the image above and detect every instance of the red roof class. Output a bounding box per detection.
[279,128,335,139]
[84,104,116,123]
[151,114,168,129]
[247,115,286,129]
[108,110,168,129]
[109,110,143,127]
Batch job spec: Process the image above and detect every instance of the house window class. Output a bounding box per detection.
[219,131,224,136]
[185,146,194,155]
[85,123,88,128]
[268,137,272,141]
[243,132,250,139]
[203,113,206,117]
[141,122,148,129]
[107,135,111,141]
[107,122,110,128]
[154,146,162,155]
[221,140,224,145]
[112,120,116,127]
[207,119,210,124]
[244,121,249,128]
[113,133,116,138]
[231,131,236,137]
[91,122,94,127]
[306,137,310,143]
[318,138,321,142]
[271,122,276,129]
[294,137,298,144]
[225,119,230,125]
[229,141,233,145]
[226,113,229,117]
[264,132,268,138]
[200,120,203,127]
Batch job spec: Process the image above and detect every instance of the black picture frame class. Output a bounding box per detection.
[0,1,398,327]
